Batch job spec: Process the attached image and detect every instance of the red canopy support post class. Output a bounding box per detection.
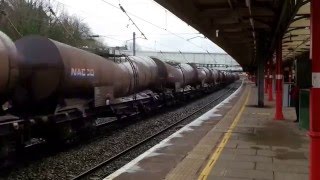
[268,60,274,101]
[274,41,284,120]
[310,1,320,179]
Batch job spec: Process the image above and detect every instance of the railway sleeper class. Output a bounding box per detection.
[0,82,235,166]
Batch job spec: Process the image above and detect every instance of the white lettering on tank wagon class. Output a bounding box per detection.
[71,68,95,77]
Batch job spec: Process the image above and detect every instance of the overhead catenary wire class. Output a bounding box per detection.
[98,0,216,55]
[138,34,218,65]
[206,50,217,64]
[138,37,218,64]
[0,10,23,37]
[53,0,150,49]
[54,0,218,57]
[48,6,74,38]
[152,40,190,62]
[95,35,156,51]
[90,32,201,37]
[99,33,197,57]
[94,34,221,65]
[53,0,143,34]
[4,16,23,37]
[118,3,147,40]
[90,34,220,65]
[1,0,224,66]
[159,50,166,59]
[53,0,221,64]
[51,0,89,16]
[179,50,189,63]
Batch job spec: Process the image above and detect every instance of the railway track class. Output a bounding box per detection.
[70,83,240,180]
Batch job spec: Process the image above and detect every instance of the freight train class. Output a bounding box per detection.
[0,32,239,163]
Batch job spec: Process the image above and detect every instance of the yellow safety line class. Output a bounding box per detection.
[198,88,251,180]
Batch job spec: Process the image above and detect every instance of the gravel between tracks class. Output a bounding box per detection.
[1,82,241,180]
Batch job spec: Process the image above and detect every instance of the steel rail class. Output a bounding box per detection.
[71,83,240,180]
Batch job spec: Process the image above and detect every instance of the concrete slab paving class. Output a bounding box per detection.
[204,84,309,180]
[105,82,246,180]
[274,172,308,180]
[105,82,309,180]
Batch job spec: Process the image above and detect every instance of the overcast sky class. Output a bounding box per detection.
[54,0,226,53]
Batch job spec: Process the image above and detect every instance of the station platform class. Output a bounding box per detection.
[105,81,310,180]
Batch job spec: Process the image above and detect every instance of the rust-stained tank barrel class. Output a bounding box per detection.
[116,56,158,95]
[199,67,213,84]
[129,56,158,92]
[197,68,206,84]
[14,36,119,103]
[226,72,231,82]
[150,57,184,89]
[179,63,197,86]
[220,71,226,83]
[210,69,219,84]
[13,35,159,108]
[217,70,223,84]
[0,31,19,97]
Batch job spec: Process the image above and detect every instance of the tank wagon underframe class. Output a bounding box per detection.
[0,33,239,163]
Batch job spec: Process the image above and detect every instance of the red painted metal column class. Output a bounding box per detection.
[274,41,284,120]
[268,60,274,101]
[310,1,320,180]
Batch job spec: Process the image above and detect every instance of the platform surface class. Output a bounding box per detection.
[197,84,309,180]
[105,82,310,180]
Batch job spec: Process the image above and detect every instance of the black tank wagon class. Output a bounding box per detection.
[0,32,239,162]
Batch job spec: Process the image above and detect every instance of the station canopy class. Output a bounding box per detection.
[282,2,310,61]
[154,0,310,71]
